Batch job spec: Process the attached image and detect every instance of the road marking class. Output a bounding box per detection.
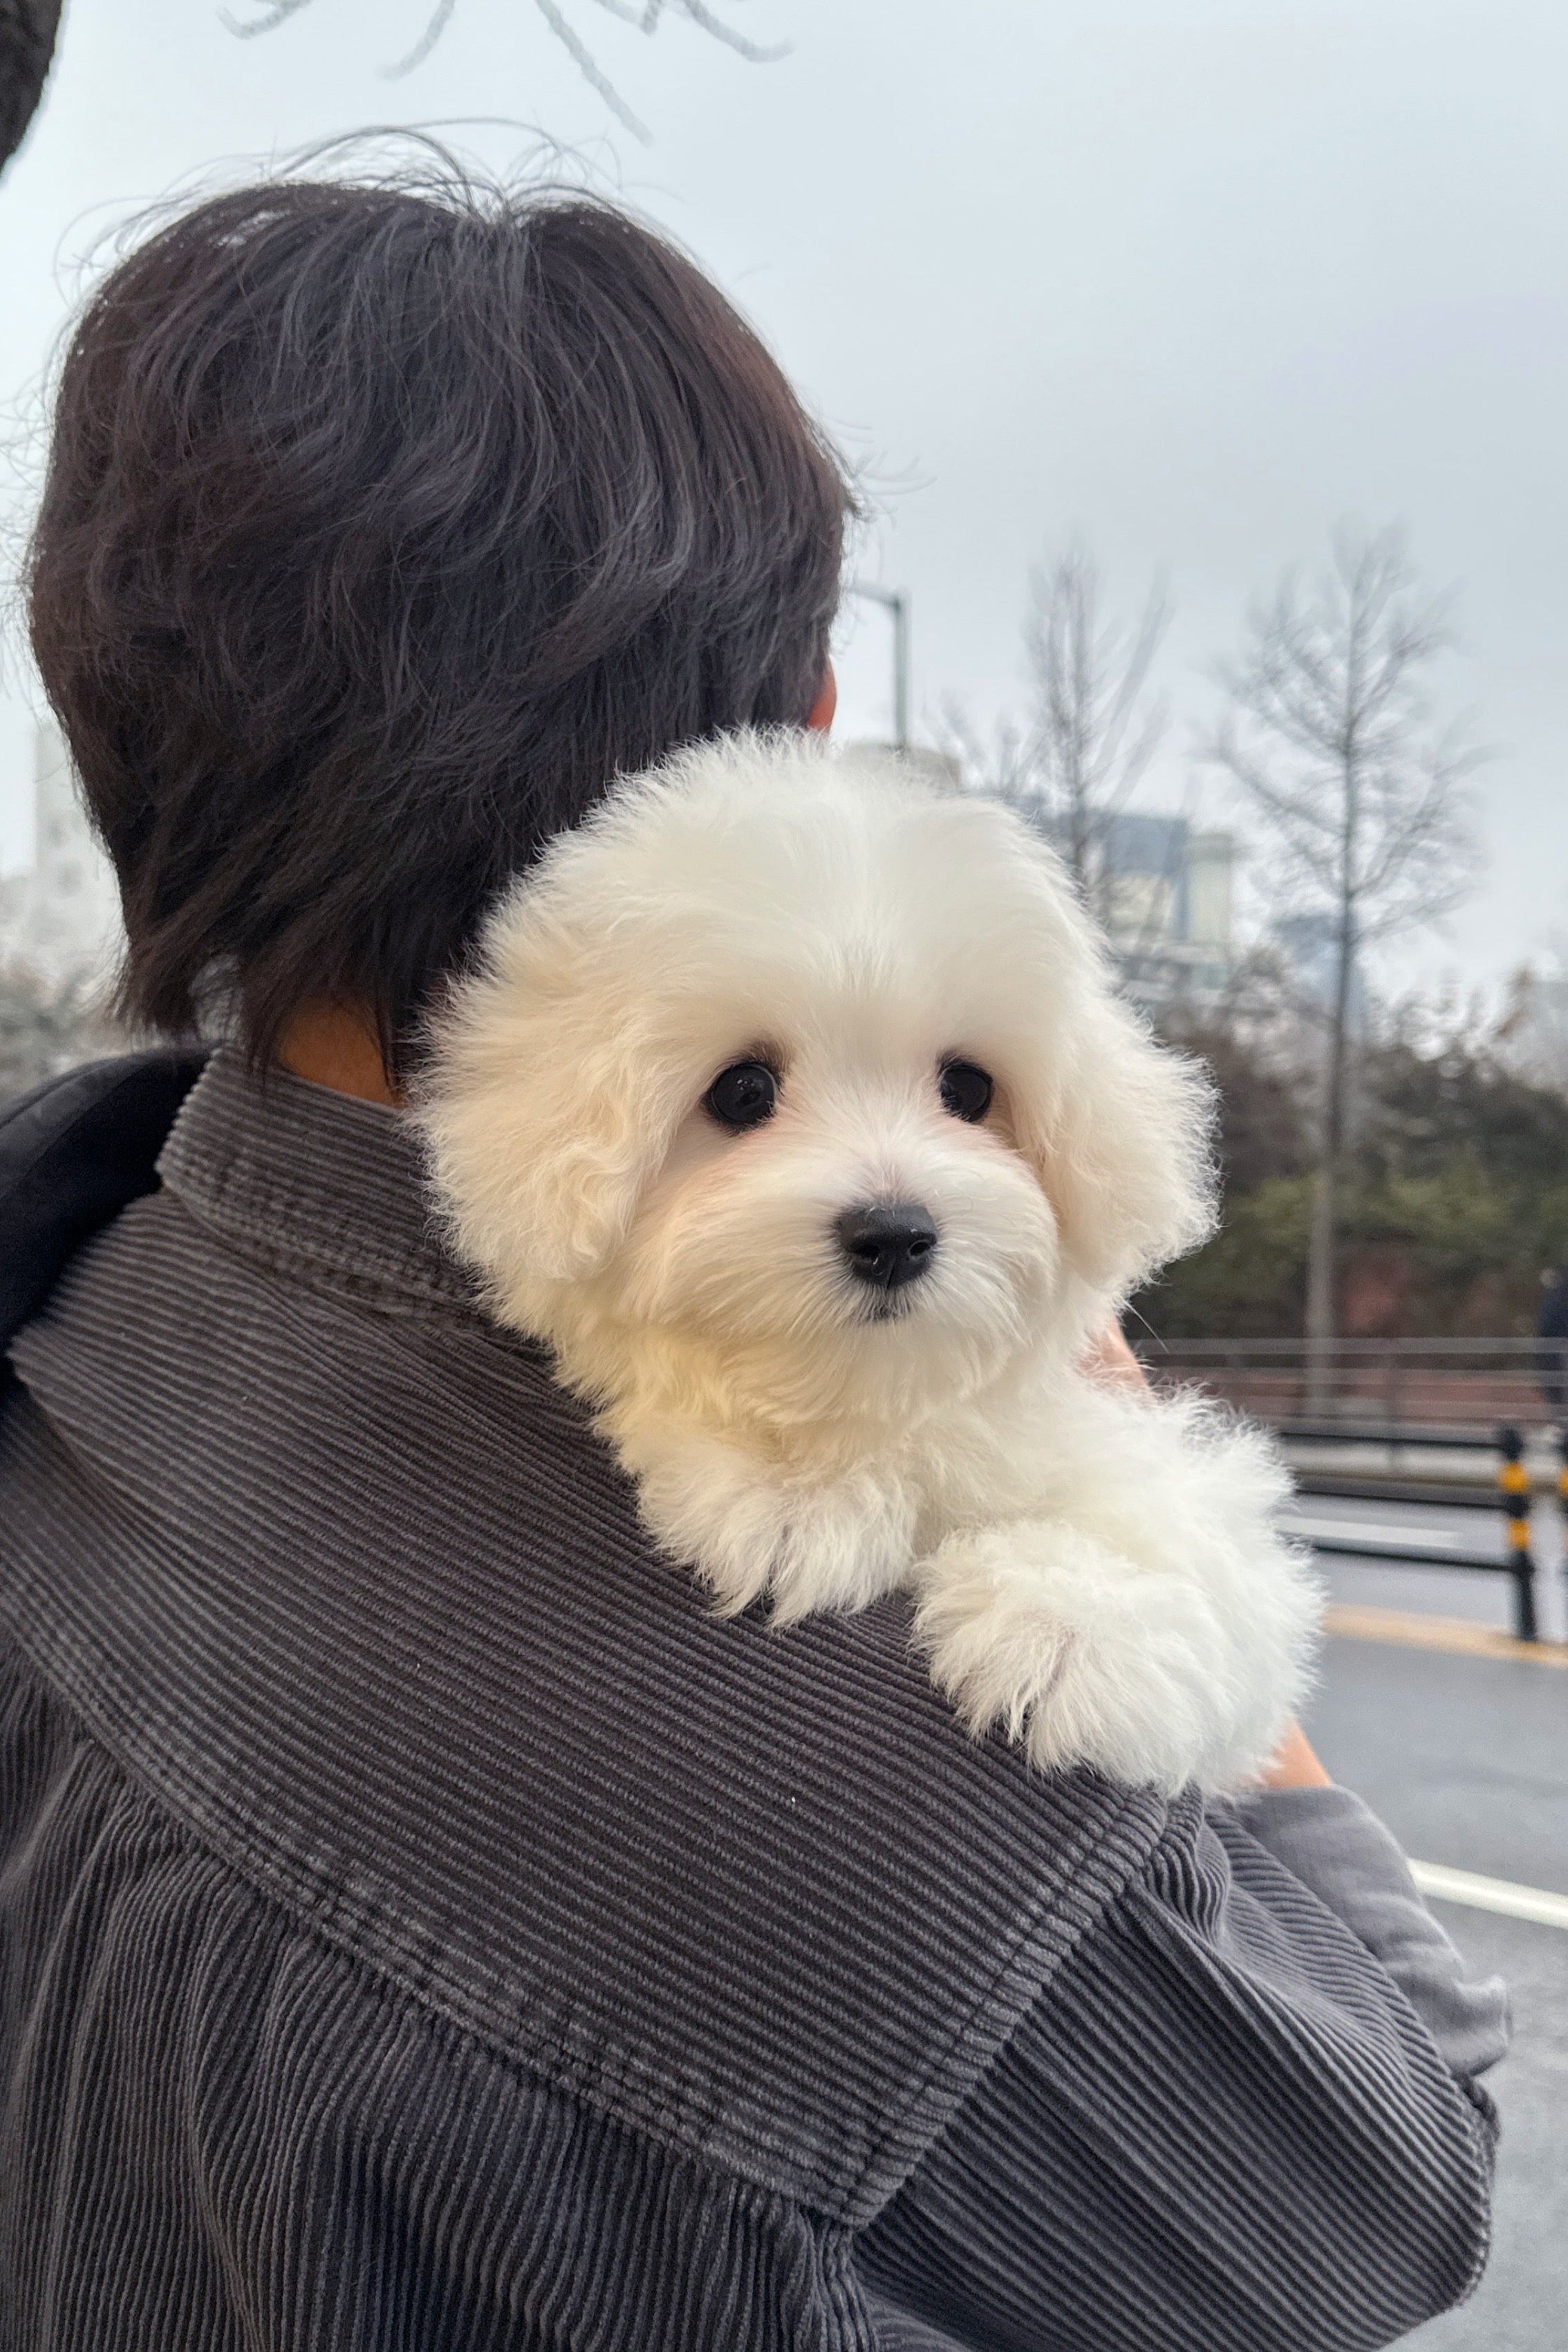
[1323,1603,1568,1667]
[1409,1861,1568,1932]
[1287,1515,1466,1549]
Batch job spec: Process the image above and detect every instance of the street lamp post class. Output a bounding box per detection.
[848,581,910,752]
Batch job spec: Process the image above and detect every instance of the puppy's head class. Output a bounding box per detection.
[420,732,1214,1432]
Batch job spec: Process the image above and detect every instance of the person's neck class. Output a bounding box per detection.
[275,1003,401,1107]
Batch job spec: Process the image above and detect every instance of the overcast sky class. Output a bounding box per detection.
[1,0,1565,996]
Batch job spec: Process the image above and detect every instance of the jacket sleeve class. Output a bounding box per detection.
[1226,1784,1509,2082]
[857,1794,1497,2352]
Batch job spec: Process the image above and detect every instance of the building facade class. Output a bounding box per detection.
[0,722,123,988]
[1093,811,1235,1007]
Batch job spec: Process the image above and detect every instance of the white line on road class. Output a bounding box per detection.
[1285,1517,1466,1549]
[1409,1861,1568,1931]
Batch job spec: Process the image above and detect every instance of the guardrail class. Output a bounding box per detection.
[1285,1423,1541,1642]
[1137,1337,1565,1641]
[1137,1336,1558,1437]
[1276,1419,1507,1451]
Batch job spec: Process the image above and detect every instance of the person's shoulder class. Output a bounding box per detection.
[0,1048,207,1179]
[1,1047,1175,2223]
[1538,1280,1568,1335]
[0,1049,207,1355]
[2,1179,1169,2228]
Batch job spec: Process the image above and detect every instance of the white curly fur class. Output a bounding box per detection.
[418,731,1319,1793]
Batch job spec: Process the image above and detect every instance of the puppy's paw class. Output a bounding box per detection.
[620,1426,917,1622]
[913,1521,1275,1793]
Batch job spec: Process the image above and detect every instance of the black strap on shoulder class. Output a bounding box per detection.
[0,1049,209,1354]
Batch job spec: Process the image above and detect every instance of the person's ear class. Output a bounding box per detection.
[806,661,837,735]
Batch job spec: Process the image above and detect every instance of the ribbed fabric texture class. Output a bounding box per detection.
[1231,1784,1510,2084]
[860,1813,1497,2349]
[0,1051,1497,2350]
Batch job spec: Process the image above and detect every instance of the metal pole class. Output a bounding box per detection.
[1497,1424,1540,1642]
[847,581,910,752]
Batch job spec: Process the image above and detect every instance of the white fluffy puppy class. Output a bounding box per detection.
[420,731,1318,1793]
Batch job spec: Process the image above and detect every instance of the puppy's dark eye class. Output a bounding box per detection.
[939,1058,993,1123]
[704,1060,778,1132]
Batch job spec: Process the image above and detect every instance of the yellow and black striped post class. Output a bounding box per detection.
[1495,1424,1539,1643]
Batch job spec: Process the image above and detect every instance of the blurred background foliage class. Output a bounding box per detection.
[1139,1018,1568,1340]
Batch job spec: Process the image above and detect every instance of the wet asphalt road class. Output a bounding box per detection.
[1293,1501,1567,2350]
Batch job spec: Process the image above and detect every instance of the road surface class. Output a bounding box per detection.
[1289,1494,1567,2349]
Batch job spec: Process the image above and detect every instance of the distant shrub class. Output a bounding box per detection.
[1134,1022,1568,1338]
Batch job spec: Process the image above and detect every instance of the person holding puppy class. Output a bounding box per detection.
[0,166,1505,2351]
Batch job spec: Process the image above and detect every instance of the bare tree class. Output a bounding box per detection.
[942,543,1171,940]
[1207,525,1481,1376]
[225,0,785,139]
[0,1,783,170]
[0,0,64,177]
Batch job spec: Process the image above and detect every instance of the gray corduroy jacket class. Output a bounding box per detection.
[0,1050,1506,2351]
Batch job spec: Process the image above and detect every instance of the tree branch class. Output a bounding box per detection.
[223,0,788,139]
[1205,524,1483,1347]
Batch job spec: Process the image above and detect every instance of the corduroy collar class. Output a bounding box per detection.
[157,1045,477,1316]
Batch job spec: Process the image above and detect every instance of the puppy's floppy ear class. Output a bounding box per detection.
[1002,920,1217,1303]
[959,805,1215,1301]
[1028,991,1216,1297]
[418,878,684,1315]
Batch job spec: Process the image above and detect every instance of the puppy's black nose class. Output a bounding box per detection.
[834,1204,939,1291]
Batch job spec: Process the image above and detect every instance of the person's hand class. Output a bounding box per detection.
[1078,1321,1148,1394]
[1259,1720,1332,1789]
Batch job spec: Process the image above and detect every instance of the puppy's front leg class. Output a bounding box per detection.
[911,1520,1264,1794]
[617,1424,918,1623]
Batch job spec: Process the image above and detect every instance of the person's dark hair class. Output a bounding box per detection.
[28,167,855,1072]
